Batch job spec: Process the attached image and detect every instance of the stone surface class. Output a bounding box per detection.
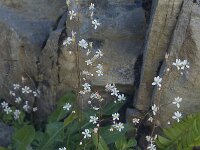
[65,0,146,92]
[0,0,147,123]
[134,0,184,111]
[153,0,200,126]
[0,122,13,147]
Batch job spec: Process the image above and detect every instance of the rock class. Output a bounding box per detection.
[0,122,13,147]
[65,0,146,93]
[0,0,147,122]
[153,0,200,126]
[134,0,184,111]
[0,0,66,120]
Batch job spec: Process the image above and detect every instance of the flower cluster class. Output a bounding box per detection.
[63,1,128,147]
[1,82,40,122]
[105,83,126,103]
[109,113,124,132]
[146,135,157,150]
[172,59,190,74]
[89,3,100,30]
[152,76,162,88]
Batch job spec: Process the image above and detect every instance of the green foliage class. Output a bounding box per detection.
[92,133,109,150]
[48,91,76,123]
[12,125,35,150]
[1,92,136,150]
[156,113,200,150]
[115,135,137,150]
[102,102,124,115]
[100,124,133,144]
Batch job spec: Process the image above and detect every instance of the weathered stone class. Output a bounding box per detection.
[134,0,184,111]
[0,0,147,122]
[153,1,200,126]
[0,122,13,147]
[65,0,146,95]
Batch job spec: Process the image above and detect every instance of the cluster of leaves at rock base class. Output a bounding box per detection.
[156,112,200,150]
[0,92,137,150]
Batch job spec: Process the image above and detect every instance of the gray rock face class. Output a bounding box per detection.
[134,0,184,111]
[135,0,200,126]
[0,0,147,123]
[64,0,146,90]
[153,1,200,126]
[0,0,66,119]
[0,122,13,147]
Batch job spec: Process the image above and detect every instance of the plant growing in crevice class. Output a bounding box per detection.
[0,1,138,150]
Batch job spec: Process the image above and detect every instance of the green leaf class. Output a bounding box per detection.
[48,92,76,123]
[46,122,64,142]
[126,138,137,148]
[12,125,35,150]
[41,113,77,150]
[156,113,200,150]
[115,136,137,150]
[102,101,124,115]
[100,124,133,144]
[92,133,109,150]
[0,147,8,150]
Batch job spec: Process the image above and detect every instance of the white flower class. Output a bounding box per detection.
[95,49,103,58]
[33,91,39,97]
[82,129,91,139]
[71,30,76,40]
[93,128,98,133]
[4,107,12,114]
[15,97,22,103]
[172,111,182,122]
[89,116,98,124]
[33,107,38,112]
[14,110,21,120]
[63,37,72,46]
[92,19,100,30]
[1,101,8,109]
[59,147,66,150]
[152,104,159,115]
[22,86,32,94]
[89,3,95,10]
[147,143,156,150]
[69,10,76,20]
[152,76,162,87]
[85,59,93,65]
[132,118,140,125]
[109,128,114,132]
[9,90,15,96]
[148,117,153,122]
[66,0,70,6]
[172,97,182,108]
[82,83,91,92]
[97,64,103,70]
[111,88,119,97]
[181,60,190,70]
[23,101,30,112]
[112,113,120,121]
[13,84,20,90]
[146,136,152,142]
[79,90,86,95]
[96,69,103,76]
[63,103,72,111]
[173,59,182,70]
[113,122,124,132]
[105,83,115,92]
[90,11,94,18]
[79,39,88,49]
[93,106,99,110]
[117,94,126,102]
